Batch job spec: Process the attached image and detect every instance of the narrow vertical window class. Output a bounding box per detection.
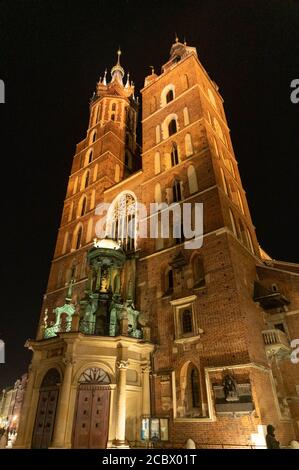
[229,209,237,237]
[183,107,190,126]
[75,226,82,250]
[154,151,161,174]
[185,133,193,157]
[115,164,120,182]
[155,125,161,143]
[166,89,174,103]
[182,309,193,334]
[171,143,179,166]
[62,232,69,254]
[173,180,182,202]
[188,165,198,195]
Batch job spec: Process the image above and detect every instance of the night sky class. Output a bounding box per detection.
[0,0,299,389]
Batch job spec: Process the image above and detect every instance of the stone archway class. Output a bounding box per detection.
[31,368,61,449]
[72,367,111,449]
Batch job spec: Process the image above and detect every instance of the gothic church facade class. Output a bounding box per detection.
[15,40,299,449]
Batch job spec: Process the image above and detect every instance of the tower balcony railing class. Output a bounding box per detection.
[262,328,291,358]
[44,321,72,339]
[79,320,96,335]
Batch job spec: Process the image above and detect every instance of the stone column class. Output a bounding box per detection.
[51,358,74,448]
[141,364,151,417]
[113,360,129,447]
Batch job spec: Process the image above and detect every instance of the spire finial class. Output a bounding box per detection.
[175,32,179,43]
[117,47,121,64]
[125,72,130,88]
[103,69,107,85]
[111,48,124,85]
[184,37,187,46]
[150,65,155,75]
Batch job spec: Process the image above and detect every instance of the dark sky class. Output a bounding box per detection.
[0,0,299,389]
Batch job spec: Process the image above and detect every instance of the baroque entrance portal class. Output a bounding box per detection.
[31,368,60,449]
[73,367,111,448]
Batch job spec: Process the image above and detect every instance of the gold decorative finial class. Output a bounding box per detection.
[117,48,121,64]
[150,65,155,75]
[175,33,179,43]
[184,37,187,46]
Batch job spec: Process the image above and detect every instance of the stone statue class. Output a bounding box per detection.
[223,374,238,402]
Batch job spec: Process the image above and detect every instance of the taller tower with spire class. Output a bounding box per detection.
[15,39,299,449]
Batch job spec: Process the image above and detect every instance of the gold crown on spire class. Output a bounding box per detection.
[111,48,124,81]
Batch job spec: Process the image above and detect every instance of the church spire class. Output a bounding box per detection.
[110,48,125,86]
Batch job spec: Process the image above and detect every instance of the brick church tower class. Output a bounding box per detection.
[15,39,299,449]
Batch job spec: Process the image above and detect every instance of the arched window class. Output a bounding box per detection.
[162,114,179,139]
[81,170,90,190]
[154,152,161,174]
[77,195,87,217]
[190,367,201,408]
[193,256,205,288]
[177,363,203,419]
[172,180,182,202]
[84,149,93,167]
[166,89,174,103]
[107,192,137,251]
[182,309,193,334]
[111,113,115,121]
[185,133,193,157]
[111,103,116,111]
[62,232,69,254]
[90,130,97,144]
[168,119,177,136]
[183,107,190,126]
[78,367,110,384]
[73,225,83,250]
[208,88,217,108]
[171,143,179,166]
[161,84,175,107]
[154,183,162,203]
[187,165,198,195]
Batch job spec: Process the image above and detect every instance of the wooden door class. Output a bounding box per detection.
[73,385,110,448]
[31,388,59,449]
